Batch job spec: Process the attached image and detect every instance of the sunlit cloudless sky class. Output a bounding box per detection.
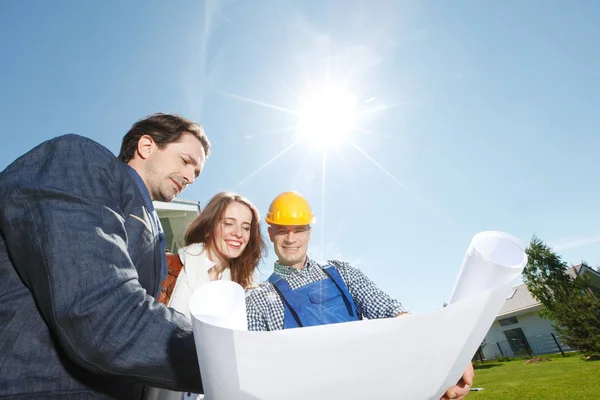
[1,1,599,314]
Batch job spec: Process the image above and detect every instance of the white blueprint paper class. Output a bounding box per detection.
[189,231,527,400]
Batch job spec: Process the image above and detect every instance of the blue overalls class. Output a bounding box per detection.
[268,264,361,329]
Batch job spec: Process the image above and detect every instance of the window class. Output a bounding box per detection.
[498,316,519,327]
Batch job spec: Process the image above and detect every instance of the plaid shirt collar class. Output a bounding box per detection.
[273,256,320,278]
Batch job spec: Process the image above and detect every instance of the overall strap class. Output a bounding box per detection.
[269,274,303,327]
[321,264,360,319]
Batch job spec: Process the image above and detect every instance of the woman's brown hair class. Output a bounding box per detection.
[184,192,266,288]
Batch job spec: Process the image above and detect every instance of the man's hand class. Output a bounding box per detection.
[395,311,411,317]
[440,362,474,400]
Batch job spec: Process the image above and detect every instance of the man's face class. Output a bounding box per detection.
[268,224,311,270]
[142,133,206,202]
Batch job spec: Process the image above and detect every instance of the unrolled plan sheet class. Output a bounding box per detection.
[189,231,527,400]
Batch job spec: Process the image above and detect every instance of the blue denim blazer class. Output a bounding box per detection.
[0,135,202,399]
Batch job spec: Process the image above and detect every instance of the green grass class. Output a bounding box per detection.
[469,353,600,399]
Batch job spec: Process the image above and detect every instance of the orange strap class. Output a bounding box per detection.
[156,253,184,305]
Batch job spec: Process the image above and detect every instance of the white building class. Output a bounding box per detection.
[154,198,201,253]
[481,264,600,359]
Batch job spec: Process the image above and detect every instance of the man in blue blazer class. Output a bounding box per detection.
[0,113,210,399]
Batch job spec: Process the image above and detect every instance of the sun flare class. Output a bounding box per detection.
[297,84,358,150]
[221,78,415,202]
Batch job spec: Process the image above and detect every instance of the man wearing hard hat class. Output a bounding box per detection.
[245,191,474,400]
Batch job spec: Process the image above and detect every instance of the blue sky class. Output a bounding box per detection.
[1,1,599,314]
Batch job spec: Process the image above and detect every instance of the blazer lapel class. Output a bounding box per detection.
[141,205,162,297]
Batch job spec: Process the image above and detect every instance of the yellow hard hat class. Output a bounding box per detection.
[265,192,315,226]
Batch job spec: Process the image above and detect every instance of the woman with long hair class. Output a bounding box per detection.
[146,191,266,400]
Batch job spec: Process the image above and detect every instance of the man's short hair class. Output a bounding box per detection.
[118,113,211,163]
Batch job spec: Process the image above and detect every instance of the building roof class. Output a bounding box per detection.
[566,263,600,279]
[497,263,600,318]
[566,264,582,279]
[497,284,540,317]
[153,197,201,212]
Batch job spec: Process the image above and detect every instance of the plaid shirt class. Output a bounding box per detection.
[245,257,407,331]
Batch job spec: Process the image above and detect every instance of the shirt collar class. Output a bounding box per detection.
[125,164,155,213]
[179,243,216,273]
[274,256,318,277]
[178,243,218,288]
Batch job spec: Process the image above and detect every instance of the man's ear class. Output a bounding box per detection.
[267,226,275,243]
[307,226,312,241]
[135,135,156,160]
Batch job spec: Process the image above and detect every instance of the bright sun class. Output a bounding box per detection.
[297,84,358,149]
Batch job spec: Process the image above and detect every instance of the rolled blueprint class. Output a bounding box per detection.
[449,231,526,304]
[189,280,247,331]
[189,231,528,400]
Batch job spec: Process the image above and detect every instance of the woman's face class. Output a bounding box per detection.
[214,201,253,260]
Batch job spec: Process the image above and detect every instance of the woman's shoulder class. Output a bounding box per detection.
[177,243,206,263]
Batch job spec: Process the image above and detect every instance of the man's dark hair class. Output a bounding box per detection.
[118,113,211,163]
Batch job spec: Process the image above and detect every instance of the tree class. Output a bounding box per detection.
[472,339,487,363]
[523,236,600,356]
